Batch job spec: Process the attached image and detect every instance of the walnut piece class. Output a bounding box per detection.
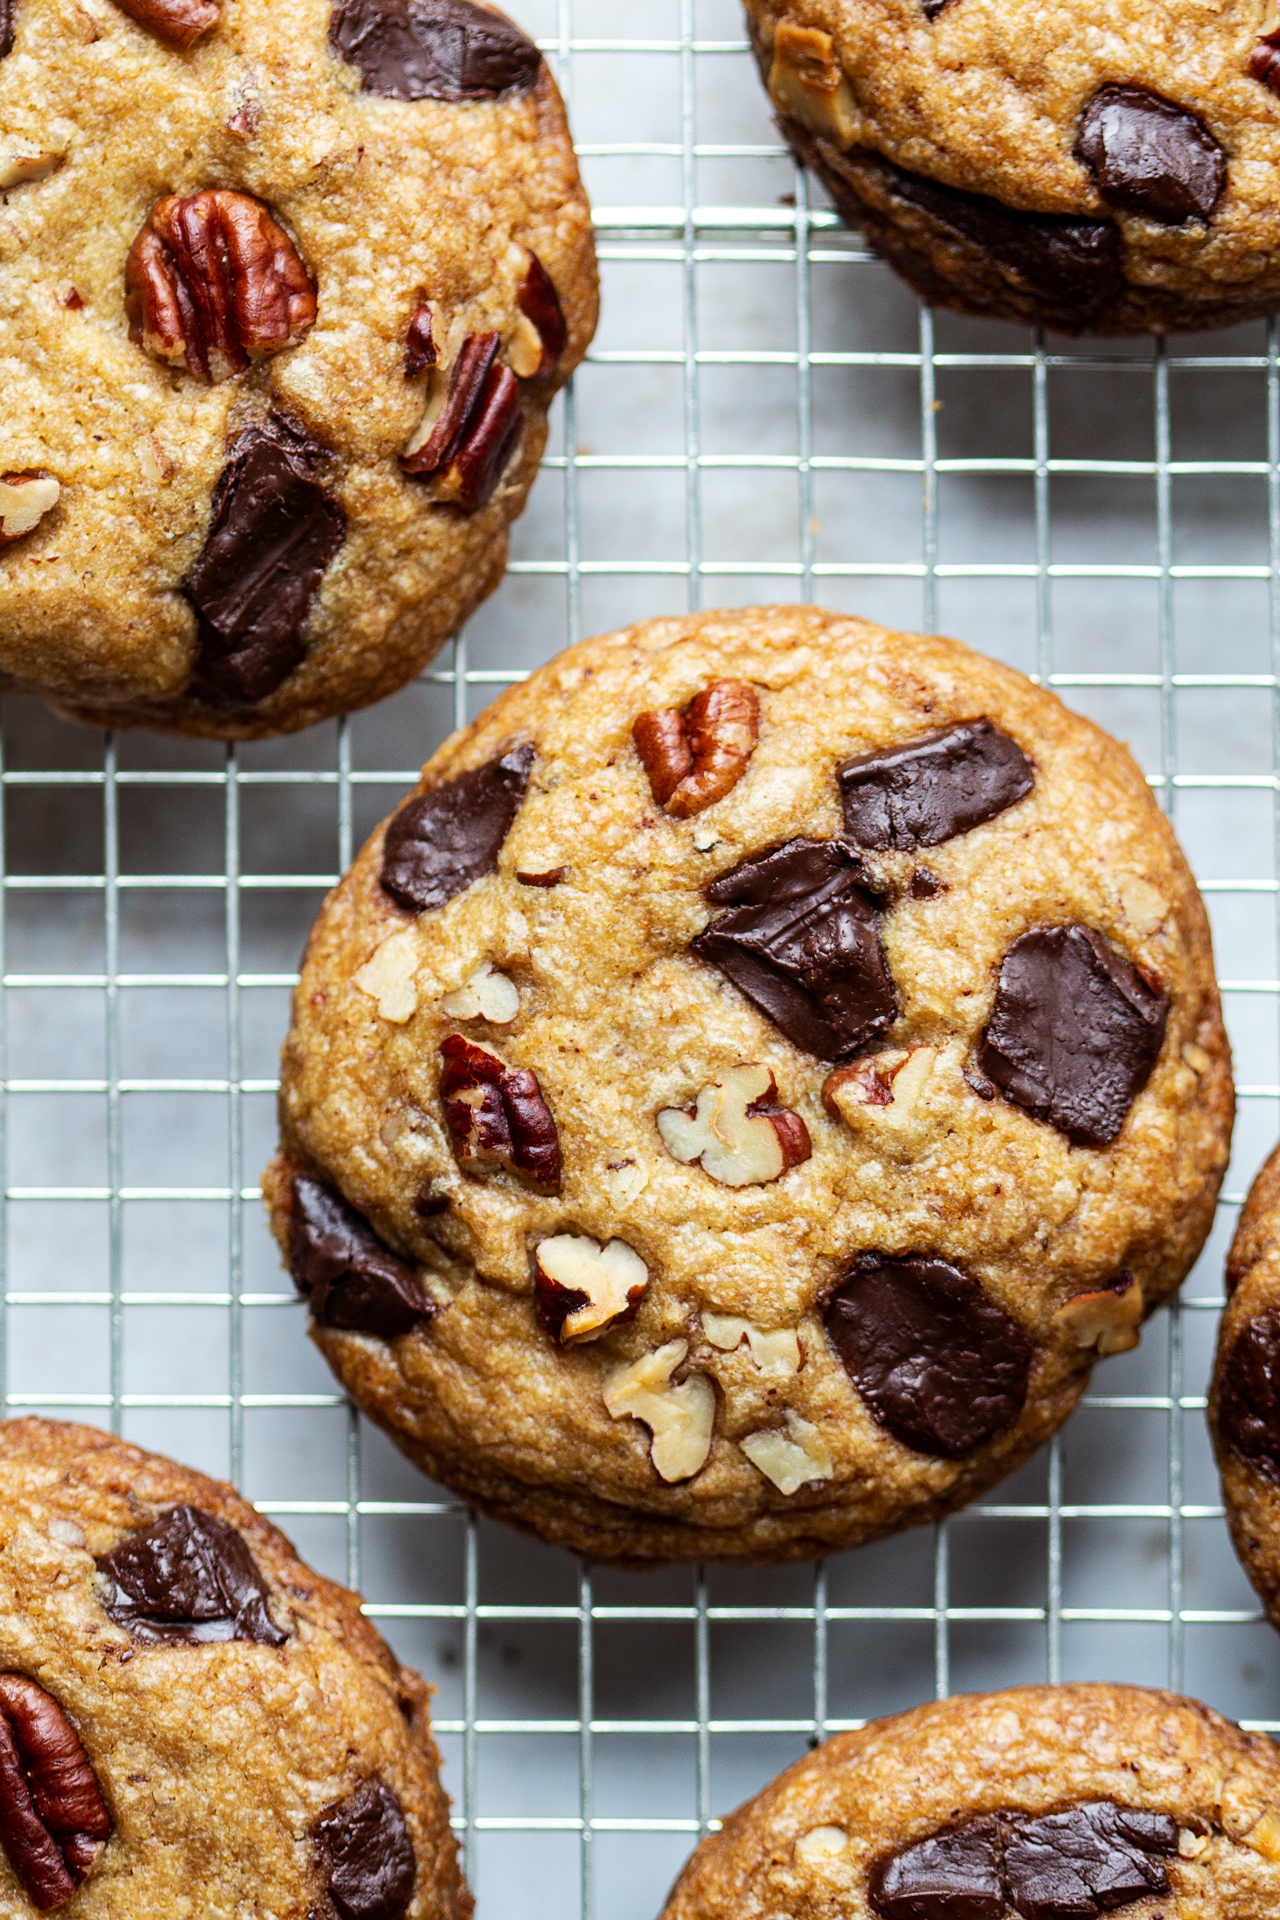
[657,1063,809,1187]
[0,472,60,545]
[603,1339,715,1482]
[633,678,760,817]
[766,18,860,145]
[1053,1274,1143,1356]
[795,1827,851,1869]
[439,1033,560,1190]
[740,1412,834,1495]
[535,1234,648,1343]
[109,0,217,47]
[125,189,316,384]
[354,926,420,1023]
[0,146,63,189]
[702,1311,800,1378]
[440,960,519,1024]
[402,330,523,511]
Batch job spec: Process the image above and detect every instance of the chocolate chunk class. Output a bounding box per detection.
[185,420,344,707]
[1217,1311,1280,1480]
[910,869,946,899]
[839,720,1034,851]
[0,0,13,56]
[329,0,541,102]
[869,1815,1004,1920]
[315,1783,416,1920]
[290,1175,433,1338]
[379,743,534,913]
[825,1253,1031,1457]
[96,1505,287,1647]
[978,926,1168,1148]
[1002,1803,1176,1920]
[693,839,894,1061]
[1075,84,1225,225]
[920,0,952,16]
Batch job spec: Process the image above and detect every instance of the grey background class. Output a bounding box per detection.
[4,4,1279,1916]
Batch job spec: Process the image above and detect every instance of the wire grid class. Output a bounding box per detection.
[5,3,1280,1916]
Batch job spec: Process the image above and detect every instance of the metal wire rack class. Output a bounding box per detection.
[5,2,1280,1915]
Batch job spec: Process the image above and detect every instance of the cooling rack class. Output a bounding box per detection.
[4,2,1280,1915]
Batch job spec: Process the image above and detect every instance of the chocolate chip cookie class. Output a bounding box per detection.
[263,604,1232,1565]
[0,1416,468,1917]
[747,0,1280,333]
[658,1683,1280,1920]
[0,0,596,737]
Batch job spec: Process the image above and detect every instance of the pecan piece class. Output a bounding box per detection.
[109,0,217,48]
[634,678,760,817]
[0,0,13,56]
[1253,29,1280,92]
[0,1673,112,1910]
[0,472,60,546]
[439,1033,560,1190]
[401,330,523,511]
[125,189,316,384]
[404,303,436,377]
[508,247,567,377]
[535,1234,648,1344]
[657,1064,810,1187]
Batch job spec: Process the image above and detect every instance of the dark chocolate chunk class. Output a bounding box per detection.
[869,1816,1004,1920]
[910,868,946,899]
[1075,84,1226,225]
[0,0,13,56]
[1217,1311,1280,1480]
[329,0,541,102]
[379,743,534,913]
[96,1504,287,1647]
[185,419,345,707]
[978,925,1168,1148]
[692,838,895,1061]
[315,1783,416,1920]
[920,0,952,17]
[1002,1803,1176,1920]
[825,1253,1031,1457]
[839,720,1034,851]
[290,1175,433,1338]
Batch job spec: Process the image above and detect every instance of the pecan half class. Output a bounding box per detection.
[0,472,60,546]
[109,0,217,48]
[1253,28,1280,91]
[508,247,567,378]
[634,678,760,817]
[401,330,523,510]
[439,1033,560,1190]
[0,1674,112,1911]
[125,189,316,384]
[404,303,436,377]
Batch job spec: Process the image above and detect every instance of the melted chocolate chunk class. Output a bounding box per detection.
[839,720,1034,851]
[910,868,946,900]
[692,838,895,1061]
[290,1175,433,1337]
[1217,1310,1280,1480]
[0,0,13,56]
[96,1505,287,1647]
[315,1783,416,1920]
[330,0,541,102]
[1075,84,1226,225]
[978,926,1168,1148]
[185,420,345,707]
[379,743,534,913]
[920,0,952,15]
[869,1814,1004,1920]
[825,1253,1031,1457]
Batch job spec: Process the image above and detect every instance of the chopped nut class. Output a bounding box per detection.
[702,1311,800,1378]
[404,303,436,378]
[439,1033,560,1190]
[633,678,760,818]
[516,864,565,887]
[795,1826,851,1868]
[767,19,860,145]
[109,0,217,47]
[136,436,175,485]
[535,1234,648,1343]
[603,1340,715,1482]
[125,189,316,384]
[1182,1041,1212,1076]
[0,471,60,545]
[657,1063,810,1187]
[354,926,420,1023]
[440,960,520,1025]
[508,245,567,378]
[1177,1826,1208,1858]
[1053,1274,1143,1357]
[823,1045,948,1157]
[402,330,523,511]
[605,1159,648,1207]
[1119,876,1167,935]
[47,1517,86,1549]
[740,1411,834,1495]
[0,147,63,190]
[1242,1810,1280,1861]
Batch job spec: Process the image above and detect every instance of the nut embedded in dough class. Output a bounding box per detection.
[0,471,60,544]
[603,1341,716,1483]
[657,1063,810,1187]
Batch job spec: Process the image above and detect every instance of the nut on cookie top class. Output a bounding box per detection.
[659,1683,1280,1919]
[0,0,596,736]
[267,606,1230,1562]
[0,1417,469,1919]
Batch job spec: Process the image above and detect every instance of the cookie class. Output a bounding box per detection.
[658,1683,1280,1919]
[263,604,1232,1565]
[746,0,1280,334]
[0,0,596,737]
[0,1416,469,1918]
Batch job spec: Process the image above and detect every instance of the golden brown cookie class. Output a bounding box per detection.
[264,604,1232,1565]
[0,1416,468,1918]
[0,0,596,737]
[659,1683,1280,1919]
[746,0,1280,334]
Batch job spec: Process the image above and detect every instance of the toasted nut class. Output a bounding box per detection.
[634,678,760,817]
[1242,1810,1280,1861]
[535,1234,648,1343]
[658,1064,810,1187]
[0,147,63,190]
[1178,1826,1210,1859]
[404,303,436,378]
[1118,876,1167,934]
[0,1672,112,1909]
[795,1826,851,1868]
[767,19,860,145]
[1182,1041,1212,1076]
[354,926,420,1023]
[740,1412,834,1495]
[441,960,519,1025]
[47,1517,86,1549]
[509,245,567,378]
[823,1046,946,1159]
[125,189,316,384]
[702,1311,800,1378]
[604,1159,648,1207]
[0,472,60,545]
[109,0,217,47]
[402,330,524,511]
[603,1339,715,1482]
[516,865,565,888]
[1053,1274,1143,1356]
[439,1033,560,1190]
